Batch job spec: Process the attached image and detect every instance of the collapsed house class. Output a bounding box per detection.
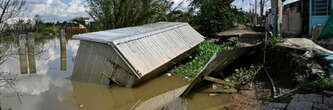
[72,22,205,87]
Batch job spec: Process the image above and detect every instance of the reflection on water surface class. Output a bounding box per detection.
[0,33,79,77]
[0,33,232,110]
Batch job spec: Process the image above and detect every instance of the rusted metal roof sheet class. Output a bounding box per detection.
[74,22,205,78]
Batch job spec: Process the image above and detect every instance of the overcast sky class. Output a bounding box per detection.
[21,0,287,22]
[22,0,88,22]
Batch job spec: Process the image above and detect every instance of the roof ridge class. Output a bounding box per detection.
[113,22,189,45]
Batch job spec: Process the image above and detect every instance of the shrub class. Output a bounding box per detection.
[298,78,333,91]
[267,36,284,45]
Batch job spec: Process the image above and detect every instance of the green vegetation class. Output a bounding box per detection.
[224,65,263,85]
[171,42,232,79]
[297,70,333,91]
[35,23,62,33]
[85,0,250,35]
[189,0,250,35]
[298,78,333,91]
[86,0,172,31]
[31,32,55,40]
[31,32,43,38]
[208,65,263,90]
[267,36,284,45]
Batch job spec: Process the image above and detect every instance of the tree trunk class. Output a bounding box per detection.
[271,0,283,37]
[259,0,265,26]
[255,0,258,25]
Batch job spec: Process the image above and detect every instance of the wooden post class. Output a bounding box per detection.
[60,29,67,71]
[254,0,258,25]
[27,33,36,74]
[18,34,28,74]
[259,0,265,26]
[203,76,236,88]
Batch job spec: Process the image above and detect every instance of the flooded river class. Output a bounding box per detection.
[0,33,232,110]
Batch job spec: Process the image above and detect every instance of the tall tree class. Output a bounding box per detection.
[86,0,172,30]
[34,14,41,32]
[0,0,25,25]
[190,0,244,35]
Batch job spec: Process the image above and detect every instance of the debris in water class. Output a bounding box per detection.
[180,43,260,97]
[303,51,313,58]
[79,104,84,108]
[208,93,218,96]
[166,73,172,77]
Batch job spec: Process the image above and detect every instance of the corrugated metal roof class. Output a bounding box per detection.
[74,22,205,78]
[73,22,188,44]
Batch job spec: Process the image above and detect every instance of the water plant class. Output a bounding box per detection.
[223,65,262,87]
[171,42,232,79]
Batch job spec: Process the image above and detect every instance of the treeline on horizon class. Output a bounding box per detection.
[85,0,252,36]
[0,0,253,37]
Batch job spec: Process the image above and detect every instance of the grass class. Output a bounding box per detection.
[171,42,232,79]
[37,24,62,33]
[32,32,44,38]
[31,32,56,40]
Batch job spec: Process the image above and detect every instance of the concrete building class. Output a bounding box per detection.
[281,0,332,35]
[309,0,332,32]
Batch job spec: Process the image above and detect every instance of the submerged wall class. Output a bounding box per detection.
[71,41,137,87]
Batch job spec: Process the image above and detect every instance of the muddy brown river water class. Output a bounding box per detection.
[0,34,232,110]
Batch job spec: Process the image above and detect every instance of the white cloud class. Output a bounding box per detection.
[22,0,89,22]
[21,0,193,22]
[232,0,271,14]
[168,0,190,11]
[0,75,76,110]
[0,75,51,95]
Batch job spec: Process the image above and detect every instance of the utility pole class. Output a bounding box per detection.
[271,0,283,37]
[254,0,258,25]
[250,4,254,25]
[259,0,265,26]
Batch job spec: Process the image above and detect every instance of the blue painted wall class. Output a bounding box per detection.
[309,0,333,32]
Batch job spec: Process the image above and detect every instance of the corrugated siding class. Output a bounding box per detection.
[72,41,136,86]
[74,22,205,79]
[115,25,204,77]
